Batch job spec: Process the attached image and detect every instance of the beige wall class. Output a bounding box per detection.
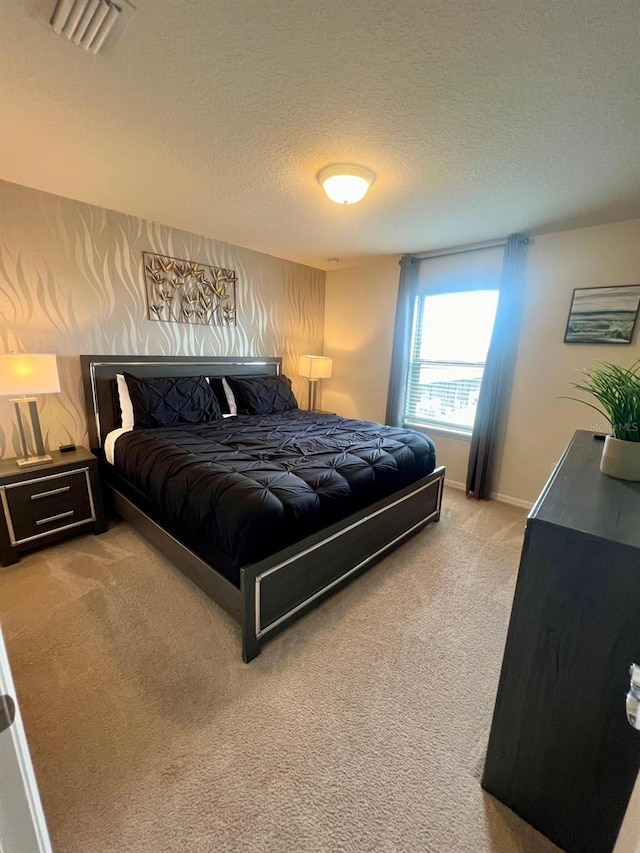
[322,256,399,423]
[500,219,640,501]
[323,219,640,504]
[0,181,325,458]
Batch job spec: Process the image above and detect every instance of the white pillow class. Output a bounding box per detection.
[205,376,236,417]
[116,373,135,429]
[221,377,237,416]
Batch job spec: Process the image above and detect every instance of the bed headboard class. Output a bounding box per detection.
[80,355,282,451]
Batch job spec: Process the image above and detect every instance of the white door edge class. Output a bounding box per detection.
[0,630,52,853]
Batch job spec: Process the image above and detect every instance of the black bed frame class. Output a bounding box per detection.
[80,355,445,661]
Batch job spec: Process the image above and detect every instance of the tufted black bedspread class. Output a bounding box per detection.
[113,410,436,585]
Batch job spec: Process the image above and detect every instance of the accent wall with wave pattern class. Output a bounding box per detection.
[0,181,325,458]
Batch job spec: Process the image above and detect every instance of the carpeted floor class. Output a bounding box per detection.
[0,487,561,853]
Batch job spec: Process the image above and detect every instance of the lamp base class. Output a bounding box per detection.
[16,453,53,468]
[307,379,318,412]
[11,397,51,467]
[16,454,53,468]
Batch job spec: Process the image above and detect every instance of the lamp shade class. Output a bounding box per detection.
[0,354,61,396]
[317,164,376,205]
[298,355,333,380]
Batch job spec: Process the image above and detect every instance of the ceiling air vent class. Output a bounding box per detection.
[50,0,130,53]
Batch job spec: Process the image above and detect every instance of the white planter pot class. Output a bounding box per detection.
[600,436,640,481]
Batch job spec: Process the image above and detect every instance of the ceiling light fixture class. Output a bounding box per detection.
[317,164,376,205]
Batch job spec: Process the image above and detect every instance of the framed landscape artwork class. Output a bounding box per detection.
[564,284,640,344]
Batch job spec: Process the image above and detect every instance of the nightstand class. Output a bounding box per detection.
[0,448,106,567]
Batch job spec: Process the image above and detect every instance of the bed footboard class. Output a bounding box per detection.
[240,466,444,662]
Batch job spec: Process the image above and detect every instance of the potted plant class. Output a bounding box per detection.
[564,359,640,481]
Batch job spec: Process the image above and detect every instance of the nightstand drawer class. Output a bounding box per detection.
[1,468,96,545]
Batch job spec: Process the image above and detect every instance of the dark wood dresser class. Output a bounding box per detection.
[482,430,640,853]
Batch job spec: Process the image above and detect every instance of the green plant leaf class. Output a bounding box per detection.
[561,359,640,442]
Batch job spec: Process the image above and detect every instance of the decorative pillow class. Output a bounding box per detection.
[226,374,298,415]
[116,373,135,429]
[123,373,221,428]
[208,377,238,416]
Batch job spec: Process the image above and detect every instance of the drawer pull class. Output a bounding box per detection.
[36,510,74,526]
[31,486,71,501]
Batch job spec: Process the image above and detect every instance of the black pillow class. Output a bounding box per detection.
[123,373,221,428]
[226,374,298,415]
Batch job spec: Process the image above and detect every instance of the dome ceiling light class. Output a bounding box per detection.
[317,164,376,205]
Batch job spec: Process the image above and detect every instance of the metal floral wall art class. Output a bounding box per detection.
[143,252,237,327]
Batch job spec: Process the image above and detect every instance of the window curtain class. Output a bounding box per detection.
[466,234,530,499]
[385,255,419,426]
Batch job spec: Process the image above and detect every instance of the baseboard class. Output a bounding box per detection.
[444,478,533,510]
[491,492,533,510]
[444,478,465,491]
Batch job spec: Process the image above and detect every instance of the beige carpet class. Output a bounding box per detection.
[0,487,561,853]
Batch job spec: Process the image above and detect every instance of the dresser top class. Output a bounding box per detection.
[531,430,640,550]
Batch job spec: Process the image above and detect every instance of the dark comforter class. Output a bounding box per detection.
[113,410,436,584]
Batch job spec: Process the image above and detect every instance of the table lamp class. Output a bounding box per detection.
[298,355,333,411]
[0,354,61,467]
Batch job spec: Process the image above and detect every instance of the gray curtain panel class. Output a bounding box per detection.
[385,255,419,426]
[466,234,530,499]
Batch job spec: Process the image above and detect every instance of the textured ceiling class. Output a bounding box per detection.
[1,0,639,269]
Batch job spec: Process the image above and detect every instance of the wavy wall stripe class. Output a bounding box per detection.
[0,181,325,458]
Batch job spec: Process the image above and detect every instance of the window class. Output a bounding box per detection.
[404,289,499,434]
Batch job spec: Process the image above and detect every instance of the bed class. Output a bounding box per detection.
[80,355,445,661]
